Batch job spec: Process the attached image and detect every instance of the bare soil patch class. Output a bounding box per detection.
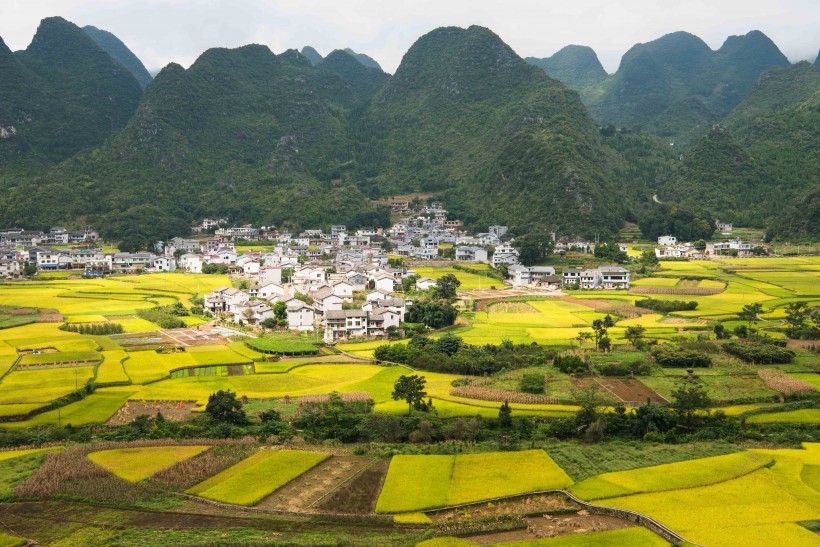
[596,378,668,404]
[164,327,228,346]
[107,400,198,425]
[111,331,179,351]
[469,514,639,545]
[553,295,640,318]
[676,279,699,288]
[256,456,373,512]
[318,459,389,514]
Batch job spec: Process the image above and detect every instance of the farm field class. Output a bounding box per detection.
[88,445,210,482]
[592,444,820,546]
[187,449,329,505]
[414,267,499,290]
[376,450,573,513]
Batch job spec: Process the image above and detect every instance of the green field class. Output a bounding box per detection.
[596,444,820,547]
[88,446,210,482]
[747,409,820,424]
[376,450,573,513]
[1,391,135,428]
[187,449,329,505]
[569,451,772,500]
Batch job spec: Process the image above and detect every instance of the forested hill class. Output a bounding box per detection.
[83,25,153,88]
[658,62,820,239]
[525,45,608,104]
[0,43,390,248]
[527,30,791,148]
[0,17,142,175]
[0,18,817,245]
[357,26,627,236]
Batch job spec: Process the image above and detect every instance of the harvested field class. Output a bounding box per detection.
[163,327,229,347]
[318,459,389,514]
[256,456,373,511]
[553,295,640,318]
[468,516,642,545]
[107,400,199,425]
[111,331,179,351]
[450,386,559,405]
[595,378,668,405]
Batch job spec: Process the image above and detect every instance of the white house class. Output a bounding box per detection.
[258,265,283,286]
[658,235,677,246]
[258,282,287,301]
[331,281,354,300]
[233,301,273,324]
[373,273,395,293]
[456,246,488,262]
[286,299,315,331]
[179,253,203,274]
[415,277,438,291]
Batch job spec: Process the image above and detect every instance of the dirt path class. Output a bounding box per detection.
[256,456,374,511]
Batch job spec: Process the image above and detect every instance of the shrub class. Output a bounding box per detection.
[724,341,795,364]
[597,359,651,377]
[553,354,587,374]
[519,373,546,394]
[652,347,712,367]
[59,322,124,335]
[635,298,698,313]
[244,337,318,355]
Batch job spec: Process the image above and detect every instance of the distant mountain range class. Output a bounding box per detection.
[0,17,817,245]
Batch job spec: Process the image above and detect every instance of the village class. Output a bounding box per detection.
[0,204,768,342]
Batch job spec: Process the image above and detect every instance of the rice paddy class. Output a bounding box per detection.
[187,449,329,505]
[569,451,773,500]
[88,445,210,482]
[376,450,573,513]
[594,444,820,547]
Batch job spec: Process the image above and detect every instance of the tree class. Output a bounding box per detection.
[594,242,628,264]
[433,274,461,301]
[576,331,592,348]
[273,301,288,326]
[573,384,606,428]
[498,401,513,429]
[738,303,763,327]
[624,325,646,348]
[713,323,730,339]
[205,390,248,424]
[496,263,509,279]
[401,274,419,293]
[693,239,707,251]
[514,231,554,266]
[640,250,659,267]
[591,315,614,352]
[297,254,308,265]
[23,262,37,277]
[785,301,810,338]
[392,374,427,415]
[670,372,711,428]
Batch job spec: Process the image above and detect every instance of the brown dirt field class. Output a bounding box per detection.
[553,295,640,318]
[469,515,640,545]
[8,308,37,315]
[786,339,820,350]
[596,378,668,404]
[630,287,723,296]
[107,400,198,425]
[433,495,574,524]
[676,279,698,287]
[318,459,389,514]
[163,327,229,346]
[256,456,374,512]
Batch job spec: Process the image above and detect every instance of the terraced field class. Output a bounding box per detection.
[376,450,573,513]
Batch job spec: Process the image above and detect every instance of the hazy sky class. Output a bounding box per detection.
[2,0,818,74]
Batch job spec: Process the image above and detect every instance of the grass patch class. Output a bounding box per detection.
[187,449,329,506]
[393,512,433,525]
[18,351,101,366]
[244,337,318,355]
[88,446,210,482]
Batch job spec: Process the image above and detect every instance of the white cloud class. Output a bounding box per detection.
[1,0,817,74]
